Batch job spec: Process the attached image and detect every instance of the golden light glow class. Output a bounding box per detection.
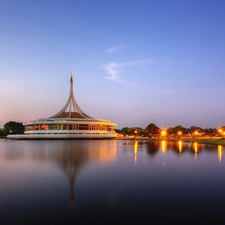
[194,142,198,152]
[218,129,222,133]
[134,141,138,155]
[218,145,222,163]
[194,142,198,160]
[178,141,183,153]
[161,140,166,154]
[133,141,138,163]
[195,131,198,135]
[88,141,117,162]
[178,131,182,135]
[161,130,166,136]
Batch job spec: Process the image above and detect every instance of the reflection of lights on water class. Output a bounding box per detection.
[218,145,222,163]
[134,141,138,154]
[194,142,198,160]
[194,142,198,152]
[161,141,166,155]
[88,142,117,162]
[178,141,183,154]
[134,141,138,163]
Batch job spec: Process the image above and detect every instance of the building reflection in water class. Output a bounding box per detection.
[87,140,117,163]
[2,139,223,214]
[57,140,118,211]
[57,142,88,211]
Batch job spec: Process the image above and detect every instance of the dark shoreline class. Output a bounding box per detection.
[1,136,225,146]
[116,137,225,146]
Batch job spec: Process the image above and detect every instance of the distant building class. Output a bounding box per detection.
[7,72,117,139]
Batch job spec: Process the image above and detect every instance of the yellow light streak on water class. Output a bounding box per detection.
[218,145,222,163]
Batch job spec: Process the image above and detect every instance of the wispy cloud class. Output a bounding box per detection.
[162,89,174,94]
[103,59,151,87]
[105,45,127,53]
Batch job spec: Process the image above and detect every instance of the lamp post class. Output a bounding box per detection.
[134,130,138,137]
[194,131,198,138]
[218,129,224,137]
[161,130,166,139]
[178,131,182,139]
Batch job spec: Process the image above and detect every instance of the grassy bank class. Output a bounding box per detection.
[117,137,225,146]
[166,137,225,146]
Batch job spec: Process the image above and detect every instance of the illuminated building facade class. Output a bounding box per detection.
[7,72,117,139]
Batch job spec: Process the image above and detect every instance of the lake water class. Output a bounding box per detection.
[0,139,225,224]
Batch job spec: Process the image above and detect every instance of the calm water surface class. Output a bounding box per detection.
[0,139,225,224]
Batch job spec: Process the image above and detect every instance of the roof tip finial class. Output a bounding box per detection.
[70,70,73,82]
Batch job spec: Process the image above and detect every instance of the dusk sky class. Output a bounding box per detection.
[1,0,225,129]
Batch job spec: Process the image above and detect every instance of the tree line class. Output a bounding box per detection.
[1,121,225,138]
[116,123,225,138]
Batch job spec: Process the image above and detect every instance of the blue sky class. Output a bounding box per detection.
[0,0,225,129]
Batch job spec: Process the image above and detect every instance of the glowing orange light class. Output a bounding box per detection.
[134,141,138,163]
[218,145,222,163]
[178,141,182,153]
[194,142,198,152]
[161,140,166,154]
[194,142,198,160]
[134,141,138,154]
[161,130,166,136]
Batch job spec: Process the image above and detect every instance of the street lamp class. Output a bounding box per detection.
[218,129,223,137]
[178,131,182,138]
[194,131,198,138]
[161,130,166,139]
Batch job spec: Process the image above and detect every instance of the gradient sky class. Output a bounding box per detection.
[1,0,225,129]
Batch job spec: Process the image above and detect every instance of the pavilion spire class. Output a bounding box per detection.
[50,72,93,119]
[70,70,73,82]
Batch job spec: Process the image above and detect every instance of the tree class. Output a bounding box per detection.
[166,127,173,136]
[130,127,144,136]
[0,128,6,137]
[172,125,187,137]
[203,128,217,138]
[3,121,25,135]
[187,126,203,138]
[145,123,160,138]
[121,127,132,135]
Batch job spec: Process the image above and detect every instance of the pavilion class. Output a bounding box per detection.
[7,72,117,139]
